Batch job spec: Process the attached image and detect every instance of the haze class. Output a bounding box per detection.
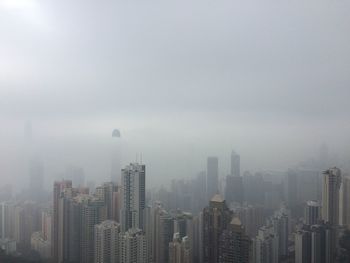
[1,0,350,189]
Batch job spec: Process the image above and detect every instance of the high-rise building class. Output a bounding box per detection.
[121,163,146,232]
[111,129,122,183]
[284,169,297,208]
[322,167,341,225]
[95,182,118,220]
[230,151,240,177]
[169,233,192,263]
[272,208,289,258]
[202,194,232,263]
[295,230,311,263]
[207,157,219,201]
[29,160,44,198]
[120,228,147,263]
[339,174,350,229]
[218,217,250,263]
[236,205,265,238]
[253,225,279,263]
[304,200,321,226]
[294,224,332,263]
[52,180,72,261]
[153,208,174,263]
[225,175,244,205]
[94,220,121,263]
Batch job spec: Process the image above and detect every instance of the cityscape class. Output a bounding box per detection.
[1,0,350,262]
[0,139,350,263]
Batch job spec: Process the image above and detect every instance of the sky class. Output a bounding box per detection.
[0,0,349,189]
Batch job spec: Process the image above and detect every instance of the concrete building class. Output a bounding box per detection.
[121,163,146,232]
[253,225,279,263]
[202,194,232,263]
[304,201,321,226]
[94,220,121,263]
[120,228,147,263]
[206,157,219,201]
[218,217,250,263]
[322,167,341,225]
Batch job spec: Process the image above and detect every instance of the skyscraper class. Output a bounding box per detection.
[111,129,121,183]
[94,220,121,263]
[304,200,321,226]
[206,157,218,200]
[218,217,251,263]
[52,180,72,261]
[253,225,279,263]
[121,163,146,232]
[339,174,350,229]
[322,167,341,225]
[202,194,232,263]
[230,151,240,177]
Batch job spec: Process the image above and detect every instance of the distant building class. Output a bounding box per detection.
[206,157,219,201]
[31,232,51,259]
[252,225,279,263]
[340,174,350,229]
[230,151,240,177]
[169,233,192,263]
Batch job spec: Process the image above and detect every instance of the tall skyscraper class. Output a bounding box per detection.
[206,157,219,200]
[202,194,232,263]
[52,180,72,261]
[339,174,350,229]
[111,129,121,183]
[121,163,146,232]
[322,167,341,225]
[272,208,289,258]
[169,233,192,263]
[295,230,311,263]
[94,220,121,263]
[95,182,118,220]
[230,151,240,177]
[218,217,251,263]
[304,200,321,226]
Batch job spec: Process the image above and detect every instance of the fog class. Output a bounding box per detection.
[1,0,350,189]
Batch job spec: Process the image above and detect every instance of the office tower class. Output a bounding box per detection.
[225,175,244,205]
[153,208,174,263]
[236,205,265,238]
[322,167,341,225]
[253,226,279,263]
[169,233,192,263]
[218,217,250,263]
[111,129,121,183]
[207,157,219,200]
[304,200,321,226]
[120,228,147,263]
[94,220,121,263]
[79,196,107,263]
[294,224,332,263]
[339,174,350,229]
[121,163,146,232]
[190,172,207,213]
[52,180,72,261]
[310,224,332,263]
[284,169,297,207]
[95,182,118,220]
[272,208,289,258]
[295,230,311,263]
[202,194,232,263]
[230,151,240,177]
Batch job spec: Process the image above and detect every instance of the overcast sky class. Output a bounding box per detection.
[0,0,349,188]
